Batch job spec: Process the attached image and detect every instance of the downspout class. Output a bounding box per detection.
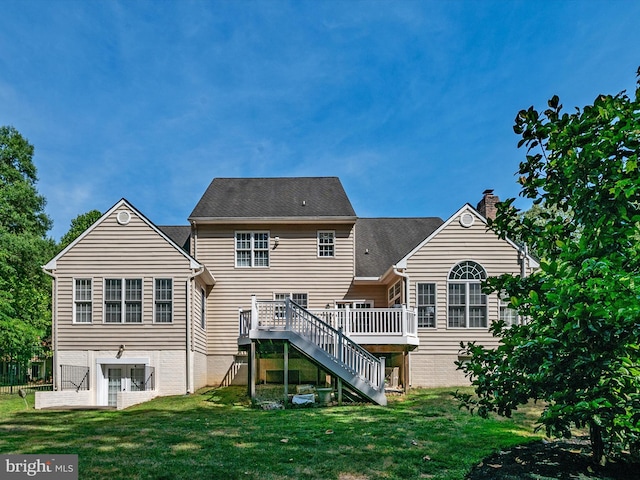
[393,265,412,391]
[42,267,58,391]
[186,266,205,394]
[518,245,529,327]
[520,244,529,278]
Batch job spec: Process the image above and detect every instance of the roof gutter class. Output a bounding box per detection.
[187,216,357,225]
[352,276,382,284]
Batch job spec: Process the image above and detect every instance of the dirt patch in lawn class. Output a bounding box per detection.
[466,437,639,480]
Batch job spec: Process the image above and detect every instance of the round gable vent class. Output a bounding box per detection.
[459,212,475,228]
[117,210,131,225]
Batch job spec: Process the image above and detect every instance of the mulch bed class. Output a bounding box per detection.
[466,437,639,480]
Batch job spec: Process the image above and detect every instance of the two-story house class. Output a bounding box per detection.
[36,177,536,409]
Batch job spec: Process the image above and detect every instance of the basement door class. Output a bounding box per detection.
[107,368,122,407]
[96,357,150,407]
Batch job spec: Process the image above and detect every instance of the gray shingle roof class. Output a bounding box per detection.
[355,217,443,278]
[158,225,191,252]
[189,177,356,220]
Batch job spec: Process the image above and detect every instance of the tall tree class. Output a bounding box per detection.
[457,69,640,463]
[58,210,102,251]
[0,126,55,367]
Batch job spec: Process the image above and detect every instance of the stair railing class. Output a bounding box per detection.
[285,299,385,392]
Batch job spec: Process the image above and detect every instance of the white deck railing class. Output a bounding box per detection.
[309,306,418,338]
[239,298,385,392]
[239,302,418,341]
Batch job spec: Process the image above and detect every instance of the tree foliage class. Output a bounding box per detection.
[0,126,55,366]
[58,209,102,252]
[457,69,640,463]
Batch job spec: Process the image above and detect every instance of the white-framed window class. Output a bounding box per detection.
[274,292,308,308]
[200,288,206,329]
[104,278,143,323]
[235,231,270,267]
[499,295,519,327]
[417,283,436,328]
[317,231,335,257]
[447,261,487,328]
[388,280,402,306]
[335,300,373,309]
[74,278,92,323]
[154,278,173,323]
[274,292,308,319]
[291,293,308,308]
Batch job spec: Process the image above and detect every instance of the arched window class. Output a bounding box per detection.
[448,261,487,328]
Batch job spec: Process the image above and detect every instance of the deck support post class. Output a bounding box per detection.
[403,350,409,393]
[249,342,256,400]
[337,377,343,406]
[283,341,289,405]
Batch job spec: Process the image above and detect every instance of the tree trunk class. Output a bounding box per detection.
[589,422,605,465]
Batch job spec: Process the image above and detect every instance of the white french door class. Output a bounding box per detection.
[107,368,122,407]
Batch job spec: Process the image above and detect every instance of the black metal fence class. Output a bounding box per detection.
[131,366,155,391]
[0,360,53,395]
[60,365,90,392]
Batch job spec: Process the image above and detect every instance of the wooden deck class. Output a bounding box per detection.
[238,297,389,405]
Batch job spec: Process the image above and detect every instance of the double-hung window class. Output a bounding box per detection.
[447,261,487,328]
[388,280,402,306]
[104,279,143,323]
[499,295,519,327]
[74,279,93,323]
[417,283,436,328]
[155,278,173,323]
[236,231,269,267]
[274,292,308,319]
[291,293,308,308]
[317,231,335,257]
[125,279,143,323]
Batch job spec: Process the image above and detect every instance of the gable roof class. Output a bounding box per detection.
[44,199,215,285]
[189,177,357,223]
[355,217,443,278]
[158,225,191,252]
[394,203,540,270]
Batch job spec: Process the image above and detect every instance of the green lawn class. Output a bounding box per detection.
[0,387,543,480]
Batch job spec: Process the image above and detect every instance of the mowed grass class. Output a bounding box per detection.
[0,387,543,480]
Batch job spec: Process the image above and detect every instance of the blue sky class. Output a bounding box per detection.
[2,1,639,240]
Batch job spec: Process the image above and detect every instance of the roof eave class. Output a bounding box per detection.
[353,276,383,284]
[188,216,358,225]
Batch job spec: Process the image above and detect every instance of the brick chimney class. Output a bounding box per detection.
[476,189,500,220]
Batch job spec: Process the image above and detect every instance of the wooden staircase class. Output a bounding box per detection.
[240,297,387,406]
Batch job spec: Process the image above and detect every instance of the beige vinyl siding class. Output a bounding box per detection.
[407,208,524,355]
[344,284,388,307]
[191,278,208,355]
[54,206,194,351]
[196,223,355,356]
